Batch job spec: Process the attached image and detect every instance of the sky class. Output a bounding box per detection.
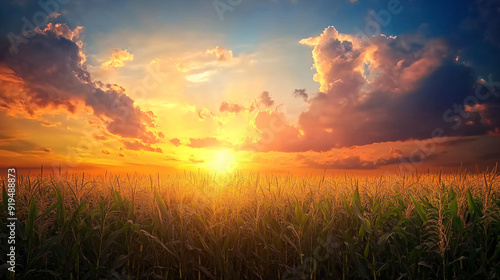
[0,0,499,175]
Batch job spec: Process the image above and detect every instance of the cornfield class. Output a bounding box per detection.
[1,166,500,280]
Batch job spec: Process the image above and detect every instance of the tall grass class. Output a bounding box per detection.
[1,167,500,279]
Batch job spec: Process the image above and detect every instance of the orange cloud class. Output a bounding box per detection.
[169,138,181,147]
[219,101,246,113]
[101,49,134,69]
[206,46,233,62]
[37,147,52,153]
[122,140,163,153]
[0,24,162,152]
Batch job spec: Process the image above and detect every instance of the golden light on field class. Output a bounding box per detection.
[207,149,237,172]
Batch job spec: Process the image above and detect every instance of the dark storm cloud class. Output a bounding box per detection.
[250,27,500,152]
[0,26,163,151]
[463,0,500,48]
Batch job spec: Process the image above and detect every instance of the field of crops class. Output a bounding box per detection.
[1,167,500,280]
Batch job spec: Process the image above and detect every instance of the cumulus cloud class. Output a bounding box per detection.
[206,46,233,62]
[169,138,181,147]
[251,26,500,152]
[258,91,275,107]
[42,23,86,64]
[242,110,303,152]
[101,48,134,69]
[219,101,246,113]
[293,89,308,101]
[0,25,162,152]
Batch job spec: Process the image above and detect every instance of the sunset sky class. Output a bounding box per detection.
[0,0,499,174]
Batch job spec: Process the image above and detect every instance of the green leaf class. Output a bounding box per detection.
[377,232,394,246]
[25,198,38,240]
[352,185,362,211]
[364,243,370,259]
[411,195,427,222]
[361,218,372,235]
[467,189,483,220]
[448,195,458,217]
[154,190,168,221]
[294,201,308,226]
[35,187,63,223]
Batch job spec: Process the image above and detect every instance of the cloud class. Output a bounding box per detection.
[122,140,162,153]
[241,110,303,152]
[251,26,500,152]
[41,121,61,127]
[295,145,442,170]
[258,91,275,107]
[101,49,134,69]
[302,155,377,170]
[102,150,111,155]
[0,138,38,153]
[219,101,246,113]
[0,25,163,152]
[48,12,61,19]
[189,156,204,163]
[293,89,308,101]
[37,147,52,153]
[163,155,180,161]
[198,107,214,120]
[42,23,86,64]
[462,0,500,47]
[170,138,181,147]
[176,46,237,83]
[206,46,233,62]
[185,70,214,83]
[435,137,476,147]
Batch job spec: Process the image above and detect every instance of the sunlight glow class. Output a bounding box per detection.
[208,149,236,172]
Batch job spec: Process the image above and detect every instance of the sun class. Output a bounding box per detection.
[208,149,237,172]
